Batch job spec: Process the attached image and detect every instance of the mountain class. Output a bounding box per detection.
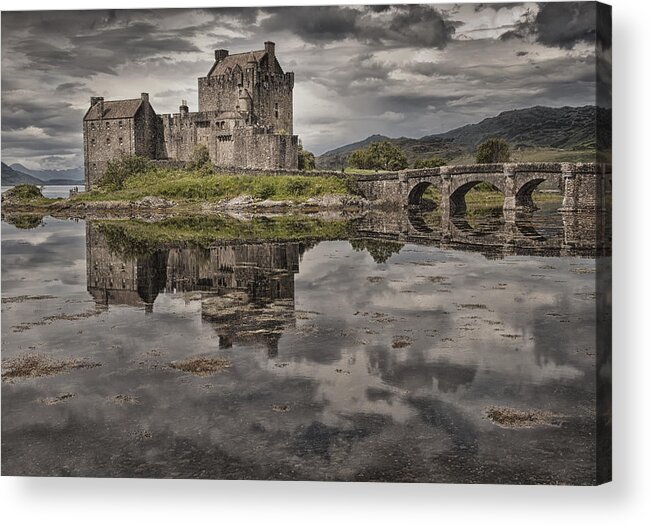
[316,105,611,168]
[9,163,84,183]
[433,105,611,150]
[1,162,43,185]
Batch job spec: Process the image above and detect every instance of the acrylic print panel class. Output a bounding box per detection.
[1,2,611,484]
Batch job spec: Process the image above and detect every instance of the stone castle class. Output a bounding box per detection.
[83,41,298,189]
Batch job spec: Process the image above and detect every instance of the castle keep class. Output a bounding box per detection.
[83,42,298,189]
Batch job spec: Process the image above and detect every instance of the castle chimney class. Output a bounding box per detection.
[214,49,229,62]
[90,96,104,117]
[141,92,149,103]
[179,99,189,116]
[264,41,275,65]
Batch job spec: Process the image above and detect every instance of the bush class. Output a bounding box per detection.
[475,138,511,164]
[187,144,212,172]
[298,143,316,171]
[253,181,275,200]
[348,141,408,171]
[3,184,43,201]
[286,178,310,196]
[100,155,153,191]
[413,157,446,169]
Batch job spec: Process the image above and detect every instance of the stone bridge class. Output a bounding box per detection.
[353,162,611,216]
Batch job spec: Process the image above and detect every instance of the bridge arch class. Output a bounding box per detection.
[515,177,547,210]
[448,179,505,215]
[407,180,442,207]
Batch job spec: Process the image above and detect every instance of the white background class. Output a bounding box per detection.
[1,0,650,523]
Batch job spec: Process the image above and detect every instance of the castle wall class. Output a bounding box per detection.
[84,116,136,189]
[232,129,299,170]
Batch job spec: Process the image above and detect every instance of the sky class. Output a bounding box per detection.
[1,2,610,170]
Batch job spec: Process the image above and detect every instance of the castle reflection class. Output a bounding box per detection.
[86,223,301,355]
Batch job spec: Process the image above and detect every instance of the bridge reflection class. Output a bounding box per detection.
[356,205,610,258]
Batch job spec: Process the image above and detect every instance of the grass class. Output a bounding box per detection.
[1,353,100,381]
[96,215,353,257]
[448,147,601,165]
[170,356,232,376]
[343,167,391,175]
[72,168,354,203]
[485,406,557,428]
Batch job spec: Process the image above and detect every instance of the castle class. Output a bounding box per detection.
[83,42,298,189]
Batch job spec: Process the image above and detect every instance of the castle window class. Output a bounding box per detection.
[118,137,123,146]
[105,121,110,129]
[91,138,96,146]
[274,103,279,119]
[90,122,95,130]
[92,163,96,169]
[118,121,123,129]
[106,137,111,146]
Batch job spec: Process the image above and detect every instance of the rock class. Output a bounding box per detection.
[254,199,291,208]
[303,194,369,208]
[224,195,254,207]
[135,196,175,208]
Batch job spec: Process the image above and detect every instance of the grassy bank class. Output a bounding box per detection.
[73,168,354,203]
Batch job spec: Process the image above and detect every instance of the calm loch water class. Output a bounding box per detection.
[1,206,606,483]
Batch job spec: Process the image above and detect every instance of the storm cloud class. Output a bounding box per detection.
[1,3,604,169]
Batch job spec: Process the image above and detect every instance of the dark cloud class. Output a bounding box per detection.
[55,82,87,93]
[10,20,201,77]
[502,2,609,50]
[261,5,456,47]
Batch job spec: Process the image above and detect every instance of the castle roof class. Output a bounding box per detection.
[208,50,267,77]
[84,98,143,121]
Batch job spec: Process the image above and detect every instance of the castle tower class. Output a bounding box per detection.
[197,41,294,134]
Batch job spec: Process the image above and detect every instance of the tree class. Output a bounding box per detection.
[187,144,212,172]
[297,142,316,171]
[413,156,446,169]
[475,138,511,164]
[348,141,408,171]
[100,155,153,191]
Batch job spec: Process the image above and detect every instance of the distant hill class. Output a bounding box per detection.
[316,105,611,168]
[9,163,84,183]
[1,162,43,185]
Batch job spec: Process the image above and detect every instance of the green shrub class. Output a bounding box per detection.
[348,141,408,171]
[253,180,275,200]
[4,184,43,201]
[413,157,446,169]
[475,138,511,164]
[286,178,310,196]
[187,144,212,172]
[100,155,153,191]
[298,143,316,171]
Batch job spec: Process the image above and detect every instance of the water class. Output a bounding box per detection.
[0,205,608,483]
[1,184,84,199]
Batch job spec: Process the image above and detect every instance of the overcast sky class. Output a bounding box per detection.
[1,2,609,170]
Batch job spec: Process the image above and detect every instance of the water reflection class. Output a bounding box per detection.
[1,209,607,484]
